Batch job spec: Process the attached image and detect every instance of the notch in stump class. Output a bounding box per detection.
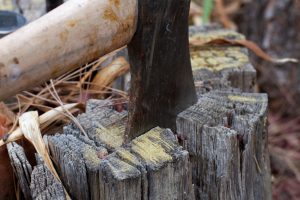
[126,0,197,140]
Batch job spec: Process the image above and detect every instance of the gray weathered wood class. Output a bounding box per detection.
[64,99,127,152]
[46,99,194,200]
[189,26,256,94]
[47,129,193,199]
[7,142,32,200]
[30,161,65,200]
[7,142,66,200]
[176,91,271,200]
[46,134,100,200]
[6,26,271,200]
[45,100,194,200]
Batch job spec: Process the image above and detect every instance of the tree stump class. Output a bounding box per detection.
[189,26,256,94]
[45,100,193,200]
[7,27,271,200]
[177,92,271,200]
[174,26,270,199]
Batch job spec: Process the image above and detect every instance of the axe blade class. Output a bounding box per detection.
[126,0,197,140]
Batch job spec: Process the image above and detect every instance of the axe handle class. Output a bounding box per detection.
[0,0,137,100]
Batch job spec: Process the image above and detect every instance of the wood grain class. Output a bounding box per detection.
[177,92,271,200]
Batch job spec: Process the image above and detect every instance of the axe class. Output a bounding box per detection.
[0,0,197,140]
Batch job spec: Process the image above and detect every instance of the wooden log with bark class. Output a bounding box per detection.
[7,26,271,200]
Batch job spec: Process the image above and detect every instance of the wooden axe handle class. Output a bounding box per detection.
[0,0,137,100]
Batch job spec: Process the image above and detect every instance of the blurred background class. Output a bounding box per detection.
[0,0,299,199]
[196,1,300,199]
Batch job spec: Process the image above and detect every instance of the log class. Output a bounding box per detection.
[46,99,194,200]
[0,0,137,100]
[176,91,271,200]
[189,26,256,94]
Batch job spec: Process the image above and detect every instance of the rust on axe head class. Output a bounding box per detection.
[126,0,197,140]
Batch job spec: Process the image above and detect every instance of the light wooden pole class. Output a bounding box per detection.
[0,0,137,100]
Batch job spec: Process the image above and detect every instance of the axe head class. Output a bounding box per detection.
[126,0,197,140]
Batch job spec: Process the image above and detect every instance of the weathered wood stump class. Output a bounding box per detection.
[7,142,65,200]
[45,100,193,200]
[7,27,271,200]
[175,27,270,200]
[177,92,271,200]
[7,142,32,200]
[30,161,65,200]
[189,26,256,94]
